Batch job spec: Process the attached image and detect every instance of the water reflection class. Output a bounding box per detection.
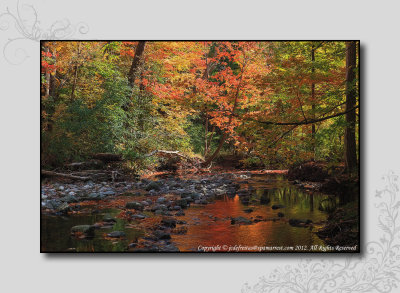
[41,209,143,252]
[172,175,347,251]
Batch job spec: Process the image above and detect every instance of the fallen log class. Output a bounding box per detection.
[41,170,91,181]
[71,170,123,182]
[65,160,104,170]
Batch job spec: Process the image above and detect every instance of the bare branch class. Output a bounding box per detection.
[249,105,358,126]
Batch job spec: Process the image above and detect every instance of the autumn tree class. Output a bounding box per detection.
[41,41,359,172]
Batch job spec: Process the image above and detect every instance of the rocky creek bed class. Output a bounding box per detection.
[41,171,357,252]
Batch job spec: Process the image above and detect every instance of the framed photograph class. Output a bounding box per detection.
[40,41,360,253]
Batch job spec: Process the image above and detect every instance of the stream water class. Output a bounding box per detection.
[41,174,357,252]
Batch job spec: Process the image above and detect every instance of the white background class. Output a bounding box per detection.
[0,0,398,292]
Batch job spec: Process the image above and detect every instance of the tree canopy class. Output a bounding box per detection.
[41,41,359,172]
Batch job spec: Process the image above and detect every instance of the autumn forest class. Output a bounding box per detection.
[41,41,359,253]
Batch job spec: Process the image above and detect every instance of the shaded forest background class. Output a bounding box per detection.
[41,41,359,173]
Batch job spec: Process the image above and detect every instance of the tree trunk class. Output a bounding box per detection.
[47,46,57,132]
[70,42,81,100]
[44,45,50,99]
[344,41,358,172]
[137,71,147,132]
[202,46,215,157]
[123,41,147,113]
[49,46,57,98]
[203,132,228,166]
[311,45,316,160]
[128,41,146,88]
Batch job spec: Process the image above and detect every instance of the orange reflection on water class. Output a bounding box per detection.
[171,177,328,252]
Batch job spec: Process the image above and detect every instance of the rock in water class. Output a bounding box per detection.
[161,217,177,228]
[175,199,188,209]
[153,230,171,240]
[288,219,313,227]
[131,214,146,220]
[260,195,271,205]
[107,231,126,238]
[231,216,253,225]
[103,215,116,223]
[271,204,285,210]
[71,225,95,236]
